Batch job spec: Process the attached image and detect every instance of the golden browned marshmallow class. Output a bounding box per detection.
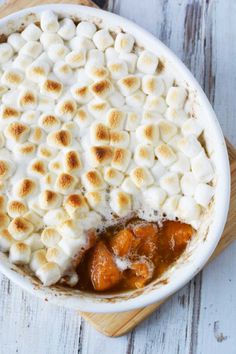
[7,200,27,218]
[41,227,61,248]
[81,169,106,191]
[117,75,140,96]
[71,84,92,104]
[15,142,36,161]
[74,106,92,131]
[10,242,31,265]
[111,148,131,172]
[43,172,57,188]
[89,79,113,99]
[2,68,24,88]
[29,126,45,145]
[55,173,77,195]
[85,190,106,210]
[55,97,77,121]
[47,129,72,149]
[28,158,47,177]
[88,146,113,167]
[4,122,30,143]
[39,190,62,210]
[41,78,63,99]
[109,189,132,217]
[14,178,37,199]
[0,160,15,180]
[136,124,159,145]
[88,99,110,119]
[23,211,43,231]
[39,113,61,132]
[130,166,154,188]
[8,216,33,240]
[26,61,49,83]
[0,212,9,231]
[0,229,14,252]
[158,120,178,143]
[106,109,126,130]
[0,195,6,211]
[64,193,89,217]
[65,49,86,68]
[86,63,109,81]
[104,167,124,186]
[134,144,155,168]
[110,131,129,148]
[63,150,82,173]
[155,143,177,166]
[0,105,21,121]
[37,145,57,161]
[48,156,63,174]
[18,88,37,110]
[90,122,110,146]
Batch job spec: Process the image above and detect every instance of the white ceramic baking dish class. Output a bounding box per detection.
[0,4,230,313]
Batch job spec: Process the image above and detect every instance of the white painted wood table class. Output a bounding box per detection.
[0,0,236,353]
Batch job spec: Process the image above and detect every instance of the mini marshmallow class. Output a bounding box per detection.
[14,142,36,162]
[111,148,131,172]
[191,151,214,183]
[40,33,63,49]
[114,33,134,53]
[9,242,31,265]
[40,78,63,99]
[1,68,24,88]
[117,75,140,96]
[142,75,165,96]
[53,61,73,84]
[110,189,132,217]
[0,160,15,180]
[181,118,203,137]
[79,210,102,230]
[28,158,47,178]
[0,133,4,149]
[119,52,137,74]
[0,85,7,97]
[126,90,146,108]
[42,172,57,188]
[158,120,178,143]
[58,18,76,40]
[85,62,109,81]
[88,146,113,167]
[39,113,61,132]
[24,233,44,251]
[105,47,118,63]
[13,54,33,71]
[106,108,126,130]
[178,135,202,158]
[28,198,45,217]
[109,91,125,108]
[144,186,167,209]
[81,169,106,191]
[74,106,93,132]
[121,177,139,195]
[8,216,34,241]
[55,96,77,121]
[134,144,155,168]
[170,152,190,174]
[110,131,129,148]
[7,200,27,218]
[144,95,167,113]
[125,111,140,131]
[194,183,214,208]
[63,150,82,173]
[22,24,42,41]
[37,95,55,112]
[155,143,177,166]
[0,195,6,212]
[168,134,182,152]
[0,43,13,64]
[65,49,86,68]
[137,50,158,74]
[13,178,37,199]
[69,35,95,51]
[47,129,72,149]
[90,122,110,146]
[21,110,39,124]
[151,161,167,180]
[19,41,42,59]
[177,196,201,221]
[46,246,70,271]
[58,236,85,258]
[89,79,113,99]
[166,107,188,126]
[160,172,180,195]
[142,110,162,123]
[87,49,105,65]
[8,33,25,51]
[1,92,19,110]
[64,194,89,218]
[130,166,154,189]
[85,190,106,211]
[48,44,69,63]
[136,124,159,145]
[71,84,92,105]
[0,229,14,252]
[162,195,181,216]
[88,99,110,119]
[41,227,61,248]
[40,10,59,33]
[39,190,62,210]
[18,88,37,110]
[107,59,128,80]
[55,173,77,195]
[57,219,84,240]
[93,29,114,51]
[36,262,61,286]
[43,208,69,227]
[29,127,45,145]
[4,122,30,143]
[30,249,47,273]
[76,21,96,38]
[180,172,198,197]
[48,155,63,174]
[166,86,187,109]
[104,167,124,186]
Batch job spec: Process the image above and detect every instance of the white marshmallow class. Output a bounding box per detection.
[46,246,70,271]
[142,75,165,96]
[9,242,31,265]
[43,208,69,226]
[170,152,190,174]
[57,219,84,239]
[37,95,55,111]
[107,59,128,80]
[63,194,89,218]
[48,44,69,63]
[40,10,59,33]
[13,54,33,71]
[24,210,43,231]
[30,249,47,273]
[76,21,96,38]
[65,49,86,68]
[115,33,134,53]
[69,35,94,51]
[109,91,125,108]
[117,75,140,96]
[144,95,167,113]
[0,160,15,180]
[125,111,140,131]
[119,52,137,74]
[109,189,132,217]
[166,107,188,126]
[53,61,73,84]
[8,217,33,241]
[17,88,37,110]
[87,49,105,65]
[1,68,24,88]
[58,236,85,258]
[22,24,42,41]
[8,33,25,51]
[41,227,61,248]
[40,33,63,49]
[177,196,201,221]
[180,172,198,196]
[55,96,77,121]
[181,118,203,137]
[0,229,14,252]
[136,124,159,145]
[85,62,109,81]
[168,134,182,152]
[166,86,187,109]
[21,110,39,124]
[80,211,102,230]
[110,131,129,148]
[81,169,106,191]
[74,106,93,133]
[194,183,214,207]
[191,151,214,183]
[88,99,110,119]
[29,127,45,145]
[142,110,162,123]
[39,190,62,210]
[24,233,44,251]
[85,190,107,211]
[144,186,167,208]
[137,50,158,74]
[93,29,114,51]
[121,177,139,195]
[160,172,180,195]
[130,166,154,189]
[0,43,13,64]
[104,167,124,186]
[134,144,155,168]
[162,195,181,217]
[105,47,118,62]
[178,135,202,158]
[42,172,57,188]
[126,90,146,108]
[19,41,42,59]
[36,262,61,286]
[111,148,131,172]
[28,198,45,217]
[158,120,178,143]
[151,161,167,180]
[58,18,76,40]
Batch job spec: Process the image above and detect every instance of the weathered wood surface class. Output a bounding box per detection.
[0,0,236,353]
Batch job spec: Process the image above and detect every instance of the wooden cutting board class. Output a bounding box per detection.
[1,0,236,338]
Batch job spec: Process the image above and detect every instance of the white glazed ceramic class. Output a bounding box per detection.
[0,4,230,313]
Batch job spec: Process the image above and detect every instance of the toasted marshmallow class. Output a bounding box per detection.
[55,96,77,121]
[40,78,63,99]
[55,173,77,195]
[119,52,137,74]
[93,29,114,51]
[24,233,44,251]
[18,88,37,110]
[144,186,167,208]
[180,172,198,196]
[81,169,105,191]
[48,155,63,174]
[191,151,214,183]
[53,61,73,84]
[74,106,93,132]
[28,158,47,178]
[166,87,187,109]
[62,150,82,174]
[125,111,140,131]
[85,190,106,211]
[162,195,181,216]
[107,59,128,80]
[130,166,154,189]
[0,43,13,63]
[8,33,25,51]
[134,144,155,168]
[144,95,167,113]
[0,195,6,212]
[13,54,33,71]
[0,160,15,180]
[42,172,57,188]
[43,208,69,226]
[9,242,31,265]
[142,75,165,96]
[155,143,177,166]
[0,229,14,252]
[110,131,129,148]
[8,217,33,241]
[7,200,27,218]
[142,110,162,123]
[90,122,110,146]
[22,23,42,41]
[178,135,202,158]
[85,62,109,81]
[0,212,9,232]
[194,183,214,208]
[181,118,203,137]
[21,110,39,124]
[40,33,63,49]
[47,129,72,149]
[111,148,131,172]
[109,91,125,108]
[46,246,70,271]
[89,79,113,100]
[136,124,159,145]
[104,167,124,186]
[39,113,60,133]
[65,49,86,68]
[106,109,126,130]
[110,189,132,217]
[88,146,113,167]
[40,10,59,33]
[126,90,146,108]
[160,172,180,195]
[121,177,139,195]
[41,227,61,248]
[87,48,105,65]
[177,196,201,221]
[36,262,61,286]
[69,35,95,51]
[117,75,140,96]
[29,126,45,145]
[39,190,62,210]
[4,122,30,143]
[1,68,24,88]
[64,194,89,218]
[88,99,110,119]
[48,43,69,63]
[13,178,37,199]
[76,21,96,38]
[170,152,190,174]
[58,18,76,40]
[166,107,188,126]
[0,84,7,98]
[30,249,47,272]
[19,41,42,59]
[137,50,158,74]
[114,33,134,53]
[158,120,178,143]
